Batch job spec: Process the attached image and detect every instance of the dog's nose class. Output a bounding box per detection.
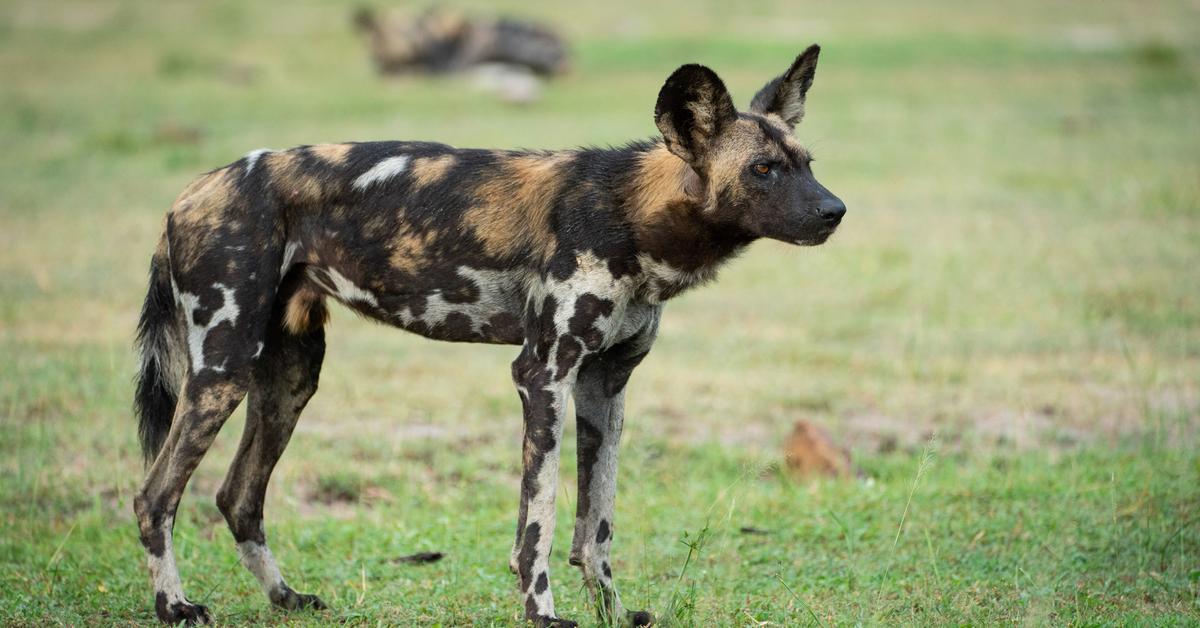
[818,197,846,223]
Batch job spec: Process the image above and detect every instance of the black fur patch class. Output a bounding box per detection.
[517,522,541,589]
[574,418,602,527]
[134,255,180,464]
[140,527,167,558]
[654,65,737,171]
[532,295,559,360]
[568,294,614,350]
[155,591,210,625]
[554,335,582,381]
[595,519,610,545]
[482,312,522,343]
[579,339,652,399]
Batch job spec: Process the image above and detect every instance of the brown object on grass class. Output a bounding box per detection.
[784,420,855,478]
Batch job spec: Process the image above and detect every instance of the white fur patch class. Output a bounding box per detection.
[394,266,525,334]
[353,155,410,191]
[280,241,300,276]
[237,541,286,595]
[179,283,240,372]
[243,149,273,176]
[313,268,379,307]
[146,516,186,603]
[635,253,718,304]
[543,251,629,346]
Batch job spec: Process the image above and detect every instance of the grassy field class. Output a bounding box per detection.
[2,0,1199,625]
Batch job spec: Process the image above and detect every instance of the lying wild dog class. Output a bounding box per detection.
[133,44,845,626]
[354,6,570,77]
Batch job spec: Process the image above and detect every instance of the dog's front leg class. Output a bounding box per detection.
[570,377,631,623]
[569,312,659,627]
[510,337,584,627]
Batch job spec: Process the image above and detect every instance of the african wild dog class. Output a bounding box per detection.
[133,44,844,626]
[354,6,570,77]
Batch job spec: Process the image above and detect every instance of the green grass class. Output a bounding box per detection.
[2,0,1199,625]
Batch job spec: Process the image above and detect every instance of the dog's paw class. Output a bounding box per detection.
[155,596,211,625]
[627,609,655,626]
[271,586,329,611]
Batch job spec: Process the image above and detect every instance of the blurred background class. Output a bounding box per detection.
[1,1,1198,625]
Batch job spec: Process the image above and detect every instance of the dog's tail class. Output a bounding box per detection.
[134,236,186,466]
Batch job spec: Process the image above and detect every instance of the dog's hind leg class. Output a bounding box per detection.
[134,369,253,625]
[569,310,659,628]
[134,274,279,625]
[134,178,288,624]
[216,284,327,612]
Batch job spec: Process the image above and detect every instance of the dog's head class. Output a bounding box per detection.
[654,45,844,246]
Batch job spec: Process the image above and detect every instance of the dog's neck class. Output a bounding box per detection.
[620,142,755,298]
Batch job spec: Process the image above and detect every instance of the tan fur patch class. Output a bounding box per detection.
[361,212,392,239]
[309,143,353,166]
[464,152,570,261]
[424,9,467,40]
[760,113,809,156]
[265,150,326,206]
[705,118,785,206]
[360,11,418,63]
[168,168,239,273]
[626,144,701,221]
[283,288,329,335]
[195,380,244,414]
[172,169,222,212]
[170,168,234,220]
[327,204,349,220]
[408,154,456,188]
[388,229,440,274]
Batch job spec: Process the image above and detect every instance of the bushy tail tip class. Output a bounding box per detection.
[134,254,183,465]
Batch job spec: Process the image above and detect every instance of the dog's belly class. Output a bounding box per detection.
[378,265,529,344]
[306,263,528,345]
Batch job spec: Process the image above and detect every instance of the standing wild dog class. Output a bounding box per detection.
[133,45,844,626]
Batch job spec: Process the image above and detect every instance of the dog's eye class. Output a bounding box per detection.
[752,163,771,176]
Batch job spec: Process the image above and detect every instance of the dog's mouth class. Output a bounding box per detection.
[794,226,838,246]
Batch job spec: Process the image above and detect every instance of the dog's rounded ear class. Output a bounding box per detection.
[654,64,737,173]
[750,44,820,129]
